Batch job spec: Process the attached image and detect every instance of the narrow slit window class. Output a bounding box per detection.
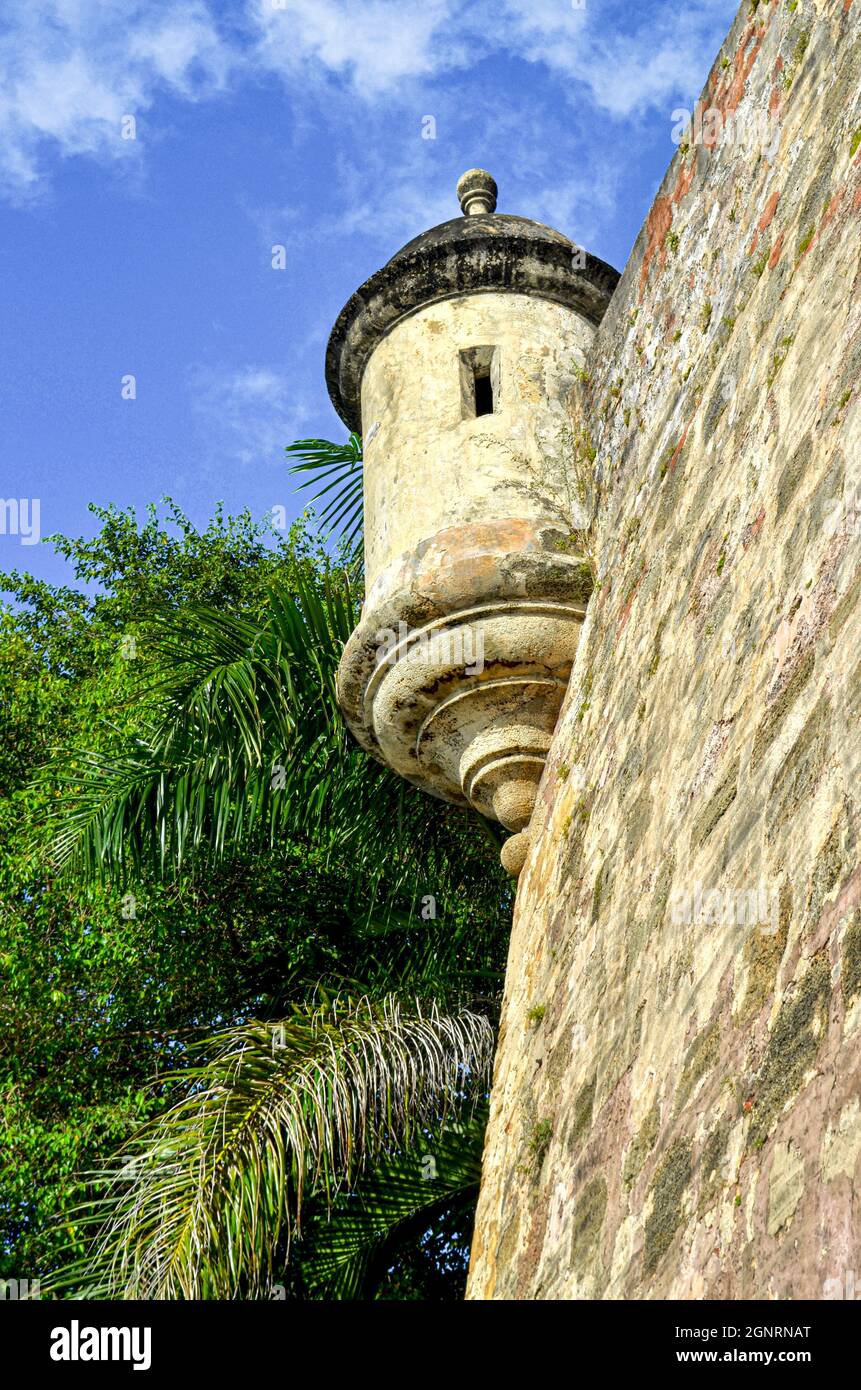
[474,369,494,416]
[460,346,499,419]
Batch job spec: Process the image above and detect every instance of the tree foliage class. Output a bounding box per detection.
[0,498,509,1297]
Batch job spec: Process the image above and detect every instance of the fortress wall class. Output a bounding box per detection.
[469,0,861,1299]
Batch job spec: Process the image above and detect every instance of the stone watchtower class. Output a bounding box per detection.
[327,170,618,871]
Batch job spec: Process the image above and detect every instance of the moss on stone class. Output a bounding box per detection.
[569,1076,597,1154]
[625,787,654,859]
[750,646,815,769]
[776,431,812,518]
[698,1120,731,1215]
[571,1175,608,1276]
[842,911,861,1003]
[767,334,795,388]
[783,30,811,91]
[590,862,608,923]
[808,816,847,926]
[691,757,739,848]
[675,1020,720,1114]
[655,437,689,530]
[747,952,831,1150]
[768,696,831,841]
[643,1138,692,1276]
[623,1099,661,1189]
[569,560,596,603]
[528,1118,554,1167]
[647,615,667,679]
[543,1029,572,1097]
[618,741,644,798]
[575,665,594,723]
[796,223,816,258]
[496,1213,521,1270]
[561,799,591,881]
[828,567,861,647]
[738,882,791,1023]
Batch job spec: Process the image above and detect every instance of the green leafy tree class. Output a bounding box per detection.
[1,490,509,1298]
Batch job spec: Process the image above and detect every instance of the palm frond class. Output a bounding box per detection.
[47,997,494,1300]
[297,1105,487,1299]
[42,579,356,878]
[41,577,505,929]
[286,435,364,554]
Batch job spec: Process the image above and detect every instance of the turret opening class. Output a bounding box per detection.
[474,371,494,416]
[460,346,499,419]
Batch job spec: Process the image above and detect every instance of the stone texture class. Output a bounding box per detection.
[469,0,861,1300]
[334,240,617,839]
[326,211,618,433]
[359,293,595,586]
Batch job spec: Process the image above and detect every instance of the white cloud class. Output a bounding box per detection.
[249,0,469,97]
[0,0,230,198]
[248,0,735,116]
[190,363,313,468]
[0,0,736,205]
[500,0,735,118]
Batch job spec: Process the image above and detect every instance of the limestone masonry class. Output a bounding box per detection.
[330,0,861,1300]
[330,170,617,870]
[469,0,861,1299]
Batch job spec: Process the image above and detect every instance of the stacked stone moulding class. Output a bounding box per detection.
[327,169,619,871]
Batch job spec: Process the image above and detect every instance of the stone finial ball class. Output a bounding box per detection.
[500,831,530,878]
[457,168,498,216]
[491,777,537,833]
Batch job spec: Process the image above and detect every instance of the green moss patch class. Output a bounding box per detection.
[571,1176,608,1276]
[747,952,831,1150]
[750,646,815,769]
[768,696,831,840]
[828,567,861,646]
[691,758,739,849]
[623,1100,661,1190]
[528,1118,554,1168]
[643,1138,692,1276]
[842,911,861,1004]
[675,1021,720,1115]
[569,1076,597,1154]
[776,432,812,518]
[738,883,791,1023]
[698,1120,731,1215]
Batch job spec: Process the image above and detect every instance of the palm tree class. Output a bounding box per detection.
[40,443,508,1298]
[49,999,492,1300]
[286,433,364,560]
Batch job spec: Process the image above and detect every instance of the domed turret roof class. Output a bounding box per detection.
[325,170,620,432]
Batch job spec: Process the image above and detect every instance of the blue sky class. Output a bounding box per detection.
[0,0,738,588]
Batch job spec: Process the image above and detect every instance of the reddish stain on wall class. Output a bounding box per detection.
[639,159,697,298]
[750,190,781,256]
[743,507,767,549]
[768,231,785,269]
[668,418,693,474]
[714,24,765,120]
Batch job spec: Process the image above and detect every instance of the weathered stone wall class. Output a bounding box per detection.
[361,292,594,593]
[469,0,861,1300]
